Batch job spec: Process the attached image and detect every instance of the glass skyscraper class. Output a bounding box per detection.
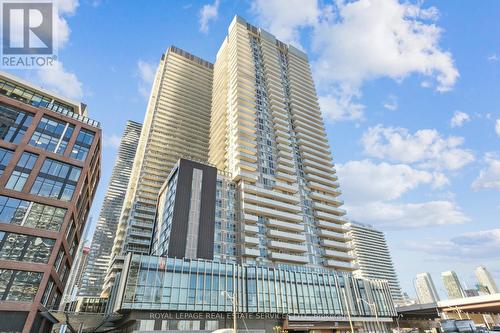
[78,121,142,297]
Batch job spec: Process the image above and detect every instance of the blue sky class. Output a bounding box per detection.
[7,0,500,300]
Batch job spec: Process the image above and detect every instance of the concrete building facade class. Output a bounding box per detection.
[104,47,213,296]
[209,16,353,270]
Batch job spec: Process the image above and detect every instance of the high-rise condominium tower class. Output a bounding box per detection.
[109,17,396,332]
[442,271,465,299]
[78,121,142,297]
[209,16,352,269]
[415,272,440,304]
[348,221,403,301]
[104,47,213,295]
[475,266,498,295]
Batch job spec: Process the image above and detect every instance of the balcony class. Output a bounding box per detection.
[277,143,293,153]
[278,157,294,168]
[321,239,352,251]
[304,166,337,180]
[299,143,331,158]
[238,144,257,155]
[308,181,340,195]
[278,149,294,159]
[267,219,304,232]
[324,249,355,261]
[243,248,260,257]
[238,160,257,172]
[276,171,296,182]
[309,192,343,206]
[243,224,259,234]
[269,252,309,264]
[268,229,306,242]
[243,236,260,245]
[313,202,347,216]
[306,173,339,187]
[317,220,348,233]
[241,203,302,222]
[318,229,349,241]
[243,213,258,223]
[242,183,299,203]
[277,164,295,174]
[236,151,257,163]
[301,151,333,167]
[233,169,258,182]
[243,193,301,213]
[325,260,358,271]
[273,181,299,193]
[268,240,307,252]
[315,211,348,223]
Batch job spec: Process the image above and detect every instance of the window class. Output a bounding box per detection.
[138,320,155,331]
[5,152,38,191]
[29,116,74,154]
[0,269,42,301]
[70,128,94,161]
[30,159,81,201]
[0,103,34,144]
[0,147,13,176]
[0,195,66,231]
[0,231,55,263]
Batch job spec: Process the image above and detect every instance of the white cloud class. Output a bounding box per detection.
[337,159,447,203]
[383,94,398,111]
[408,229,500,260]
[362,124,475,170]
[472,154,500,190]
[496,119,500,136]
[251,0,319,47]
[137,60,157,99]
[36,61,83,100]
[102,134,122,149]
[337,159,462,229]
[488,54,498,62]
[346,200,469,229]
[251,0,458,123]
[55,0,79,48]
[199,0,220,34]
[318,92,364,123]
[450,111,470,128]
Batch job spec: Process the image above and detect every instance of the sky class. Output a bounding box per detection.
[6,0,500,300]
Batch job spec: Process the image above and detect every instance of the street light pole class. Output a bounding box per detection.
[222,291,237,333]
[358,298,381,333]
[341,288,355,333]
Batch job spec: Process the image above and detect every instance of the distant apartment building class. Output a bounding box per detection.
[0,72,101,333]
[62,245,90,304]
[77,120,141,297]
[475,266,498,295]
[415,272,440,304]
[347,221,403,302]
[103,47,213,296]
[442,271,466,299]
